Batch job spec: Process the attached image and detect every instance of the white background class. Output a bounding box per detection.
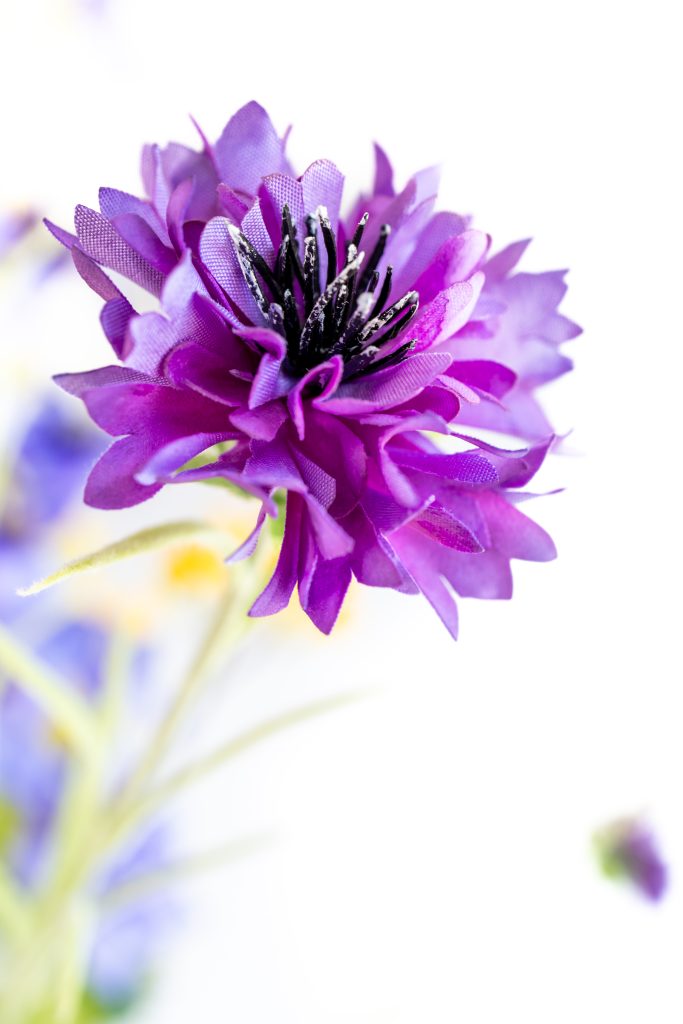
[2,1,682,1021]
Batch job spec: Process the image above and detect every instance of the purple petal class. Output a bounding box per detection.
[300,556,352,634]
[214,102,289,197]
[249,494,302,617]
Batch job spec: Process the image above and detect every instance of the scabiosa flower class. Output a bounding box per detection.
[48,102,580,637]
[594,817,668,902]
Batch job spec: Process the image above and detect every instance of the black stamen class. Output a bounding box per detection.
[229,226,269,317]
[282,205,305,288]
[268,303,285,334]
[376,303,419,349]
[347,340,417,380]
[230,205,418,382]
[229,225,283,303]
[350,212,369,252]
[336,292,375,354]
[329,283,348,341]
[358,223,390,292]
[277,234,292,290]
[317,206,338,286]
[303,234,318,314]
[299,253,364,358]
[370,265,393,319]
[356,290,419,349]
[282,288,301,358]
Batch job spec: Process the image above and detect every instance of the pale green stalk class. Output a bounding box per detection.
[53,903,94,1024]
[0,863,31,945]
[0,623,99,760]
[100,834,274,912]
[130,690,368,824]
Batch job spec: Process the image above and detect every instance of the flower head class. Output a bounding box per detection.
[594,817,668,902]
[50,102,579,637]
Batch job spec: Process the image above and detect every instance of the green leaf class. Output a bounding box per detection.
[17,521,223,596]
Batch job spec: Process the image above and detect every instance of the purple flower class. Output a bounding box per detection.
[49,102,579,637]
[594,817,669,902]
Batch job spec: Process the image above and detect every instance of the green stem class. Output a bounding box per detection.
[130,690,367,825]
[0,623,99,760]
[112,581,244,815]
[0,863,31,945]
[100,833,274,911]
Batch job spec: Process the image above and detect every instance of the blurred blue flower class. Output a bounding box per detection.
[0,619,173,1013]
[0,399,173,1016]
[0,209,37,259]
[1,398,103,539]
[0,398,104,619]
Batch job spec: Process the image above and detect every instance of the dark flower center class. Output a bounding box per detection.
[229,205,419,380]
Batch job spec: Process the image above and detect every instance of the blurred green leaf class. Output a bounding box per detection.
[18,521,223,596]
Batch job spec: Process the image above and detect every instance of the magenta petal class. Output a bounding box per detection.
[241,199,276,267]
[343,505,415,591]
[301,159,345,231]
[82,379,228,439]
[302,496,354,559]
[166,178,194,252]
[249,494,302,617]
[71,247,124,302]
[137,432,231,484]
[298,410,367,518]
[165,344,247,408]
[393,448,498,486]
[112,213,177,275]
[230,401,287,441]
[199,217,264,325]
[259,174,305,244]
[412,505,483,552]
[484,239,531,283]
[447,360,517,400]
[477,491,556,561]
[227,506,268,563]
[443,549,513,599]
[372,142,395,196]
[44,218,78,249]
[289,357,344,438]
[413,230,490,304]
[214,102,289,197]
[300,556,352,634]
[388,528,460,639]
[413,275,484,347]
[323,353,452,414]
[74,205,164,296]
[99,187,168,239]
[84,437,164,509]
[100,297,136,358]
[217,184,249,222]
[54,365,152,398]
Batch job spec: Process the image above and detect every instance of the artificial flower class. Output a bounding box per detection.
[49,102,579,636]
